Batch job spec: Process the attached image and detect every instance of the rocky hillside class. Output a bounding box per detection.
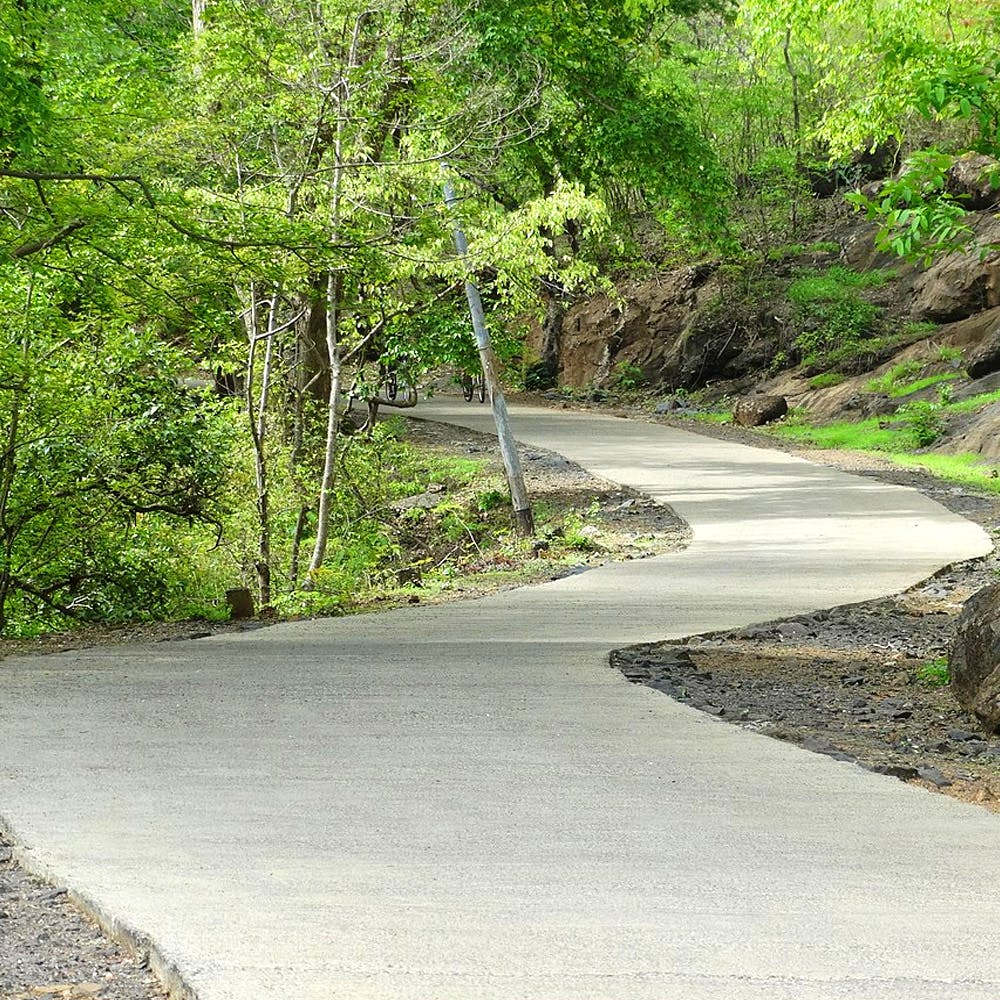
[530,174,1000,462]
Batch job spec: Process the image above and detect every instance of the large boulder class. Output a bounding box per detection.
[950,582,1000,733]
[732,394,788,427]
[542,264,726,389]
[946,152,1000,210]
[910,216,1000,323]
[966,324,1000,378]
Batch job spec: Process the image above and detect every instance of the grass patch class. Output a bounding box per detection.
[887,373,962,398]
[865,360,924,394]
[808,372,846,389]
[946,389,1000,413]
[916,657,951,687]
[787,265,892,303]
[892,452,1000,493]
[771,415,916,451]
[689,410,732,423]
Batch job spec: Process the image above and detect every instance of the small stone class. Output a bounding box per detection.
[948,729,979,742]
[917,766,953,788]
[866,763,920,781]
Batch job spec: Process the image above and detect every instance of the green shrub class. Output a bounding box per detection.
[897,400,945,446]
[611,359,646,392]
[789,266,888,369]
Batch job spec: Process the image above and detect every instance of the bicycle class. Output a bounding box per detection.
[460,370,487,403]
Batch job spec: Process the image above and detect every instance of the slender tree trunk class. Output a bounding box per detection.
[782,25,803,232]
[243,284,280,605]
[442,170,534,535]
[304,11,367,579]
[306,270,344,578]
[192,0,206,37]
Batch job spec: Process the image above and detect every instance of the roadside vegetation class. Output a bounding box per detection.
[4,0,1000,637]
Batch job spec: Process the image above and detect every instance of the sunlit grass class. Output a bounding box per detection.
[892,452,1000,494]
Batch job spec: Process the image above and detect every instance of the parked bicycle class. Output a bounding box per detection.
[460,370,487,403]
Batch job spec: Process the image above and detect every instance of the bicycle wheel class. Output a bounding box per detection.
[477,377,486,403]
[462,376,473,401]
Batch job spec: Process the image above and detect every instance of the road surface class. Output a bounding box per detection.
[0,400,996,1000]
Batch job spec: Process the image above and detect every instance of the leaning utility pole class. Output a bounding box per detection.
[442,168,534,535]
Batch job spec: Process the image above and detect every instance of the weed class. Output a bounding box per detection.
[475,489,508,512]
[611,359,647,392]
[866,361,924,394]
[937,345,963,366]
[787,265,891,304]
[916,657,950,687]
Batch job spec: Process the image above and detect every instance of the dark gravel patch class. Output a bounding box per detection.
[0,831,167,1000]
[613,548,1000,811]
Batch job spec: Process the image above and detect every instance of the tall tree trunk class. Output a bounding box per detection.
[539,284,564,380]
[243,283,279,606]
[306,270,344,578]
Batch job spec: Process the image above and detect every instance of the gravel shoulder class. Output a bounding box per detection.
[1,404,997,999]
[611,407,1000,812]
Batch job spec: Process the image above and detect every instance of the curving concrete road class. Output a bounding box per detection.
[1,401,999,1000]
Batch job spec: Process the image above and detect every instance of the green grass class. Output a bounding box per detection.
[865,360,924,394]
[916,657,951,687]
[788,265,892,304]
[685,411,732,424]
[945,389,1000,413]
[771,415,1000,492]
[886,373,962,397]
[892,453,1000,493]
[808,372,846,390]
[772,415,916,451]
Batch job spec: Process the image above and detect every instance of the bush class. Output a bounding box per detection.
[789,266,887,370]
[897,400,945,446]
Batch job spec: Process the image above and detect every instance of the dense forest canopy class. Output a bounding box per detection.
[2,0,998,634]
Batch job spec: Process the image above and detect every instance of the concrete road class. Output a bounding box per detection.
[1,401,998,1000]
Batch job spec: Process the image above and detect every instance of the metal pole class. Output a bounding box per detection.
[442,168,534,535]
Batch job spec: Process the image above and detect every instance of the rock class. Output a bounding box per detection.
[392,491,444,511]
[948,728,979,742]
[950,582,1000,733]
[952,370,1000,401]
[225,588,254,621]
[910,216,1000,322]
[946,152,1000,210]
[732,394,788,427]
[966,325,1000,378]
[800,736,856,762]
[777,621,811,641]
[917,765,953,788]
[866,763,920,781]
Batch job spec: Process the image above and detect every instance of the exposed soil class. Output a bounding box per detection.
[0,404,998,999]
